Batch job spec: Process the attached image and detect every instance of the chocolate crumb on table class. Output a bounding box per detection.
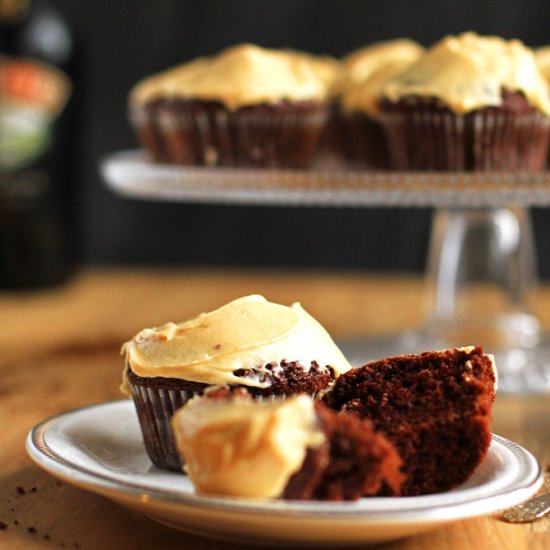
[27,526,37,534]
[15,486,25,495]
[0,521,7,530]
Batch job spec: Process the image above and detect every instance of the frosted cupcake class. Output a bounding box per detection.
[328,39,424,168]
[379,33,550,171]
[128,44,332,168]
[121,295,352,471]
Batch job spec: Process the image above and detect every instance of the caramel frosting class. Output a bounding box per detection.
[383,33,550,115]
[129,44,330,110]
[121,295,351,393]
[340,59,417,117]
[288,50,342,88]
[171,394,325,498]
[332,38,425,96]
[535,46,550,83]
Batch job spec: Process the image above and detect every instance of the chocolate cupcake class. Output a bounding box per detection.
[121,295,352,471]
[323,346,497,496]
[378,33,550,171]
[128,44,331,168]
[327,39,424,168]
[171,393,403,500]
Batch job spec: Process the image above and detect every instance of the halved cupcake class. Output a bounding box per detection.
[171,392,403,500]
[323,346,497,495]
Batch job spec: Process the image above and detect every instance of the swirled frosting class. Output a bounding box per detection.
[383,33,550,115]
[129,44,330,110]
[172,394,325,498]
[121,295,351,392]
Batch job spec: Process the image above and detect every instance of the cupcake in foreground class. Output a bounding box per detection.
[121,295,352,471]
[171,391,403,500]
[128,44,332,168]
[378,33,550,171]
[323,346,497,496]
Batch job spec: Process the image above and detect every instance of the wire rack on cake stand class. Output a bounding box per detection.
[101,150,550,394]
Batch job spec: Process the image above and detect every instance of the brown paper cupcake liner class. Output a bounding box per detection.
[129,383,318,472]
[379,97,550,172]
[129,382,200,471]
[129,101,171,163]
[127,360,335,472]
[130,99,328,168]
[332,109,390,169]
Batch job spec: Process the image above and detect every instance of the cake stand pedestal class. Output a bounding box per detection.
[101,150,550,393]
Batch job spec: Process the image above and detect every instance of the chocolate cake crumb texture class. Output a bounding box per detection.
[283,403,404,500]
[324,347,495,496]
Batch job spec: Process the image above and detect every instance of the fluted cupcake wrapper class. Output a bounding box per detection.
[129,383,324,472]
[332,109,390,169]
[130,100,329,168]
[129,101,172,163]
[129,384,197,471]
[379,104,550,172]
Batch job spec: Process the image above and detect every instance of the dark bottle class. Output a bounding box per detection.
[0,0,78,288]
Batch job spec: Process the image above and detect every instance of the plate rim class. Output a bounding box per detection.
[26,399,544,524]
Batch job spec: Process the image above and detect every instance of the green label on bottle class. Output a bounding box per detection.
[0,55,71,170]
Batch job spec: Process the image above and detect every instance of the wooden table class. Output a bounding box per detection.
[0,268,548,549]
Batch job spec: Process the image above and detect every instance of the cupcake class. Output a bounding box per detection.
[121,295,352,471]
[323,346,497,496]
[327,39,424,168]
[378,33,550,171]
[128,44,332,168]
[171,392,403,500]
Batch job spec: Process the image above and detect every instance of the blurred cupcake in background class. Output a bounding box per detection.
[128,44,333,168]
[378,33,550,171]
[326,39,425,168]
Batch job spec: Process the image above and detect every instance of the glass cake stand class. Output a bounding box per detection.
[101,150,550,394]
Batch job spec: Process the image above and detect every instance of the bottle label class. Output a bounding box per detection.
[0,55,71,170]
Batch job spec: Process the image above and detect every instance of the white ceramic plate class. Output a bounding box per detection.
[26,400,543,546]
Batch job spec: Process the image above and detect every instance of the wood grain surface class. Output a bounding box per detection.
[0,268,548,549]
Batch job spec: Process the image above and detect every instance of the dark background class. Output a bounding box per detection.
[53,0,550,276]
